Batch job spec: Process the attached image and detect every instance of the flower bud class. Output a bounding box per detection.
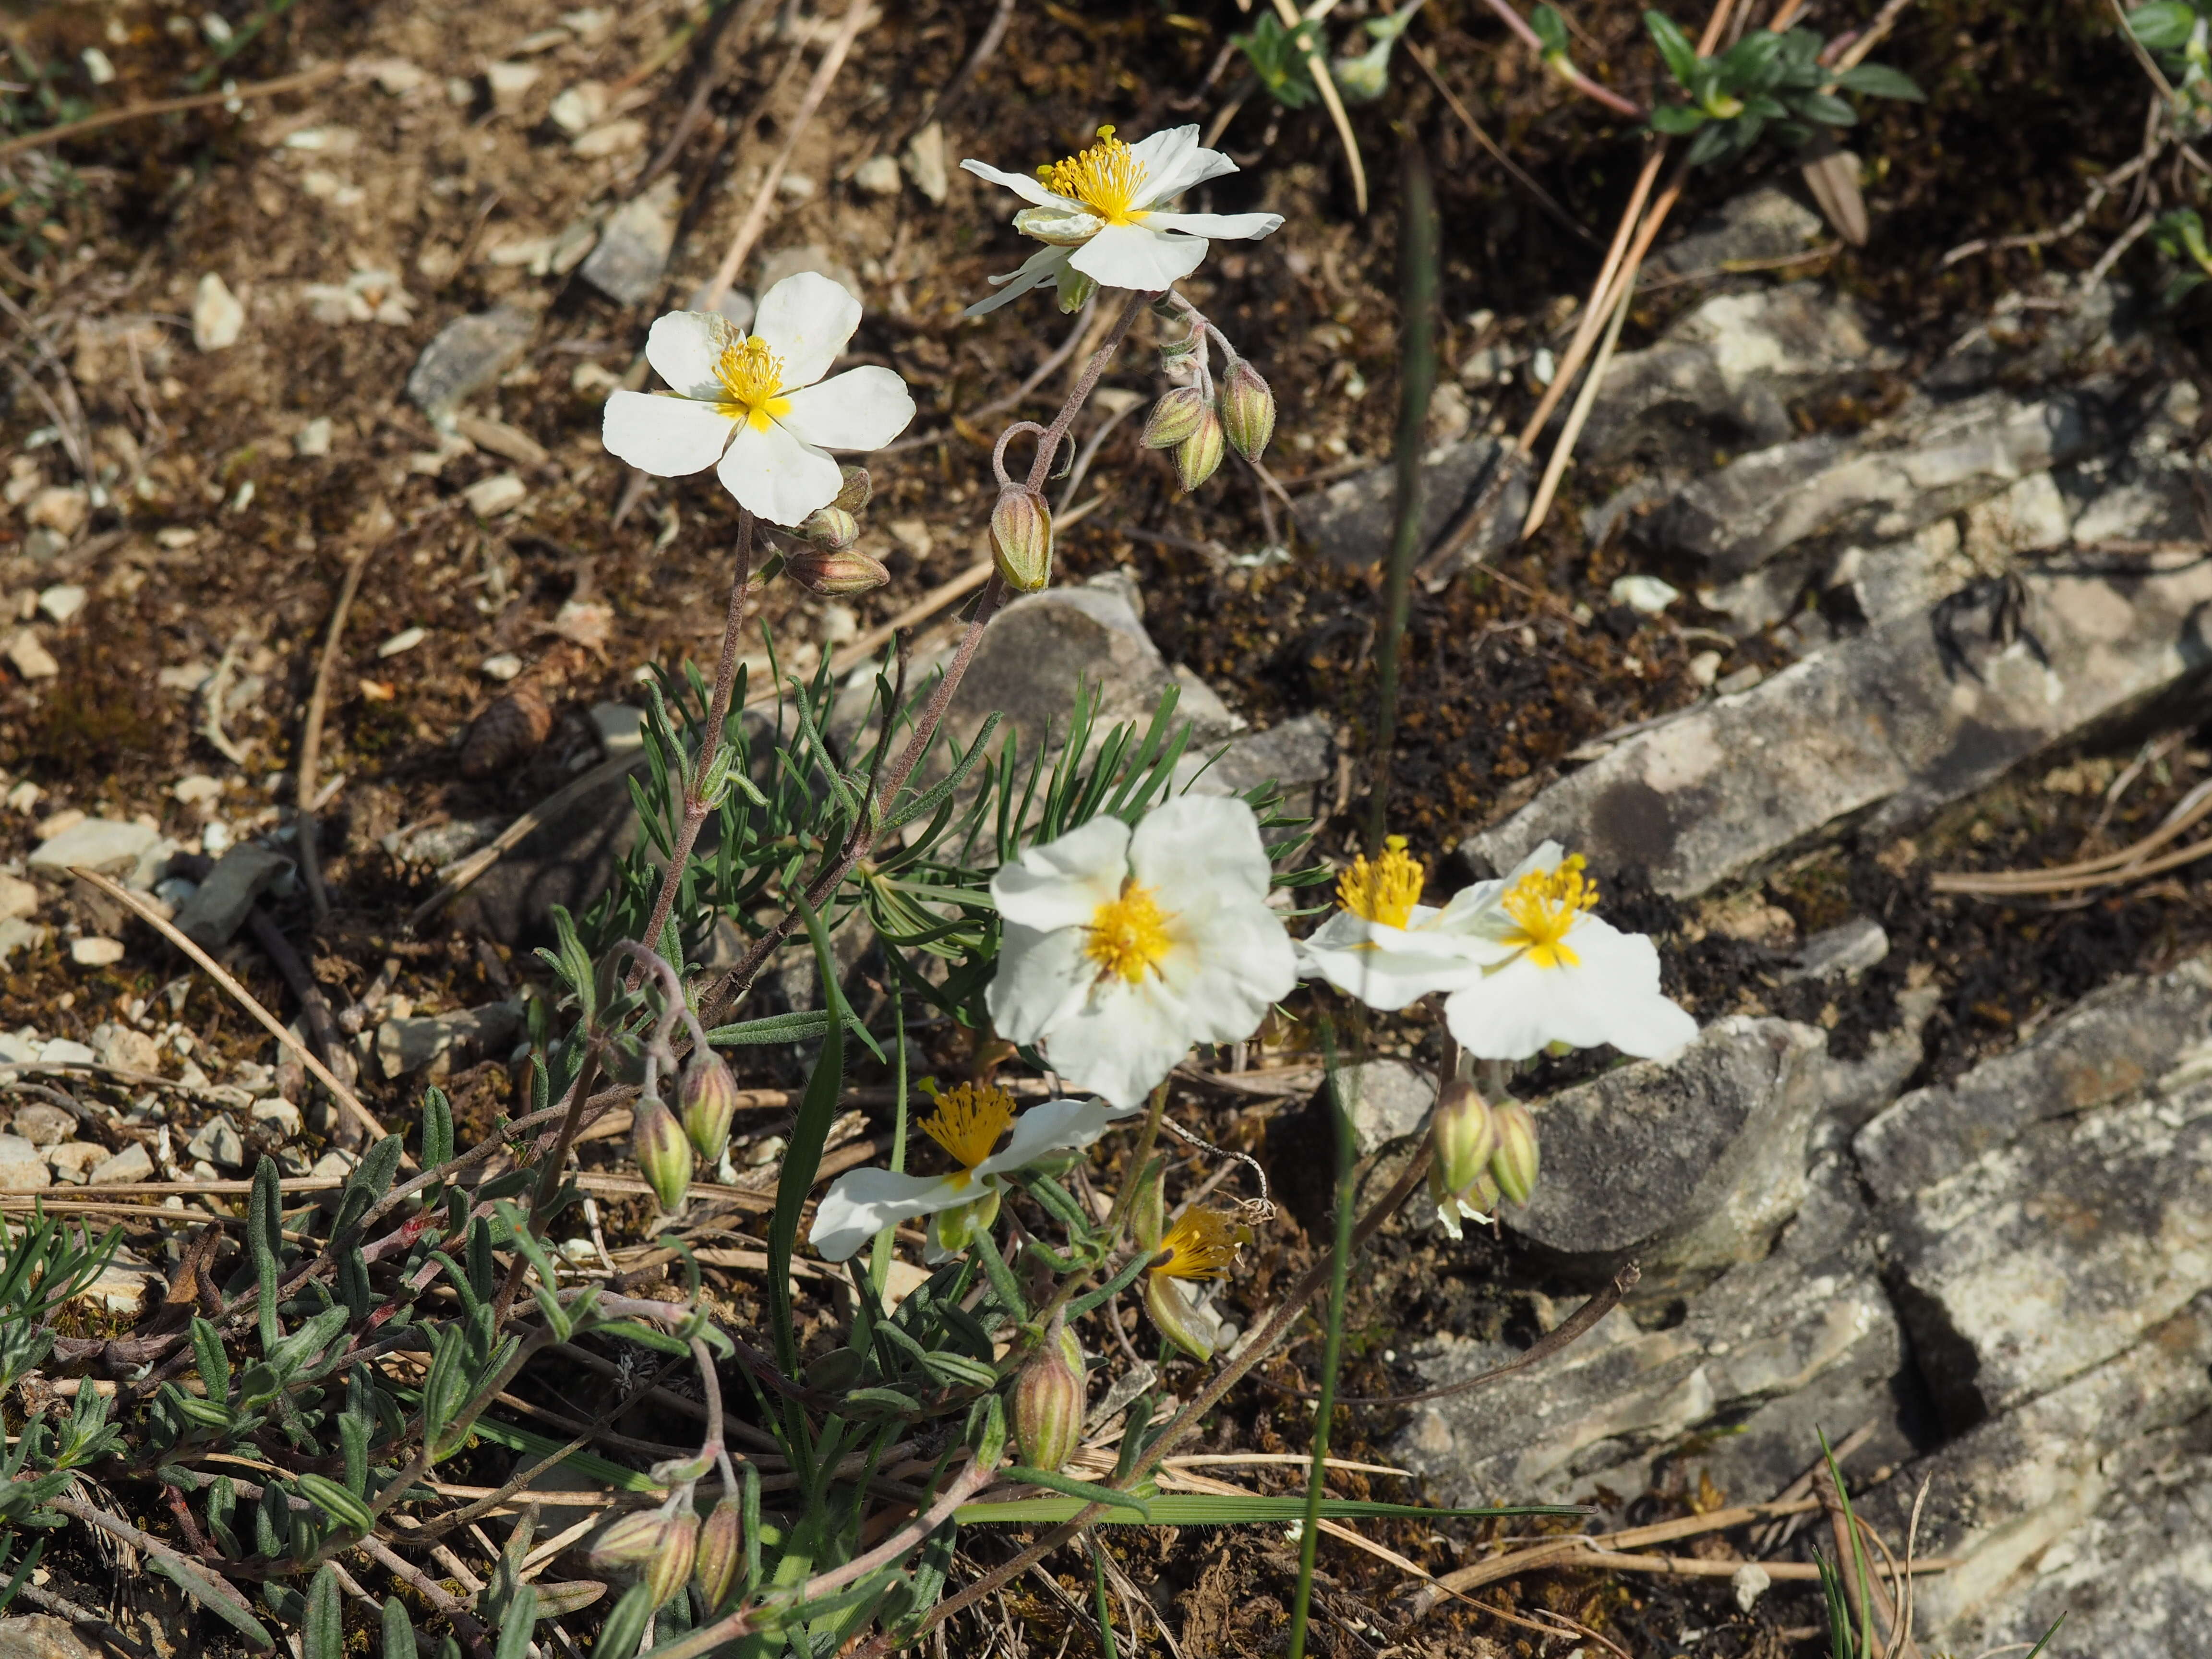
[1130,1157,1166,1253]
[681,1054,742,1164]
[1010,1320,1086,1473]
[1429,1081,1497,1207]
[785,545,890,597]
[633,1102,693,1214]
[694,1497,744,1612]
[1174,407,1226,493]
[833,463,872,512]
[642,1510,698,1609]
[990,487,1053,593]
[799,505,860,552]
[1143,1272,1218,1361]
[1142,386,1211,450]
[1219,358,1276,463]
[1490,1101,1539,1206]
[931,1186,1001,1255]
[587,1510,668,1574]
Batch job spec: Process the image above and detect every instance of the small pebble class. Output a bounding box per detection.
[295,417,334,457]
[192,272,245,351]
[36,808,85,840]
[777,171,817,200]
[1609,574,1681,616]
[37,584,87,624]
[203,821,234,856]
[71,937,125,967]
[82,47,116,85]
[6,630,60,681]
[171,773,222,804]
[377,626,427,659]
[1689,649,1724,688]
[852,155,901,196]
[464,473,528,518]
[480,653,523,681]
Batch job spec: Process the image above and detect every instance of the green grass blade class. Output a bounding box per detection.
[955,1495,1582,1526]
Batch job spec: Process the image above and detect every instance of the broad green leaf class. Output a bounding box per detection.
[2128,0,2199,51]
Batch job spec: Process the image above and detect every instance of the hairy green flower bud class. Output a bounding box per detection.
[633,1102,693,1213]
[694,1498,744,1612]
[1490,1101,1539,1207]
[1219,358,1276,463]
[1142,1271,1217,1361]
[681,1054,742,1164]
[1174,407,1226,493]
[1142,385,1211,450]
[785,545,890,597]
[1429,1080,1498,1208]
[1011,1320,1086,1473]
[990,487,1053,593]
[833,463,873,512]
[799,505,860,552]
[643,1511,698,1609]
[589,1508,675,1575]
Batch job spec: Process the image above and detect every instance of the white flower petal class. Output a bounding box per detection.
[1141,146,1240,204]
[644,310,740,401]
[752,271,862,390]
[1036,978,1202,1109]
[1068,222,1208,291]
[716,416,842,526]
[1014,204,1105,246]
[1154,892,1297,1044]
[1443,917,1695,1059]
[986,922,1098,1048]
[777,365,916,453]
[964,244,1075,317]
[960,158,1068,209]
[993,815,1132,932]
[1142,210,1286,241]
[1131,795,1271,905]
[601,390,736,477]
[809,1167,971,1262]
[978,1097,1144,1178]
[1296,926,1487,1011]
[1125,126,1223,205]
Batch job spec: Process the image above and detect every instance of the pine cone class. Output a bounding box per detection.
[459,681,552,778]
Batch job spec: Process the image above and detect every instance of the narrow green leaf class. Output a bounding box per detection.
[998,1468,1150,1518]
[1644,8,1699,83]
[768,890,846,1375]
[1834,60,1923,99]
[148,1556,275,1650]
[706,1009,834,1047]
[297,1472,375,1536]
[381,1597,417,1659]
[304,1565,342,1659]
[959,1495,1584,1525]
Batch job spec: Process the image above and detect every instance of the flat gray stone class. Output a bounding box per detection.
[89,1021,160,1072]
[88,1142,154,1184]
[0,1133,50,1191]
[374,1000,525,1080]
[184,1111,245,1168]
[6,1102,73,1145]
[171,843,292,950]
[1651,389,2099,578]
[1858,955,2212,1203]
[27,817,157,875]
[1463,552,2212,898]
[1875,1066,2212,1427]
[1583,283,1901,465]
[1293,436,1530,569]
[579,177,679,306]
[1179,712,1334,803]
[1325,1058,1436,1157]
[407,306,537,419]
[1781,915,1888,983]
[0,1615,105,1659]
[1644,185,1823,279]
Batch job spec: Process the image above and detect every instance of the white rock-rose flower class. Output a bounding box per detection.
[601,271,914,527]
[961,124,1286,316]
[1442,843,1698,1061]
[987,796,1297,1108]
[808,1084,1140,1262]
[1296,835,1495,1010]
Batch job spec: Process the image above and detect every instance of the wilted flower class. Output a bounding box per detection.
[1442,843,1698,1060]
[808,1086,1142,1262]
[1141,1209,1250,1360]
[962,124,1286,315]
[987,796,1298,1109]
[1295,836,1493,1011]
[602,272,915,527]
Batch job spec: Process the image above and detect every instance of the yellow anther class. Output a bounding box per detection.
[1086,880,1175,985]
[1034,125,1150,225]
[1498,855,1599,970]
[714,335,793,432]
[1149,1210,1250,1281]
[1337,835,1425,928]
[920,1083,1017,1178]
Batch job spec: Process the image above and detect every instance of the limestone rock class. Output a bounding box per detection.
[6,1102,72,1145]
[1651,389,2099,578]
[1644,186,1823,279]
[408,306,537,419]
[1295,437,1530,569]
[579,177,680,306]
[171,843,291,950]
[89,1021,159,1073]
[185,1111,246,1168]
[0,1133,51,1191]
[1463,553,2212,898]
[374,1000,525,1080]
[0,1615,105,1659]
[89,1142,154,1184]
[27,816,157,876]
[192,272,245,351]
[48,1140,108,1183]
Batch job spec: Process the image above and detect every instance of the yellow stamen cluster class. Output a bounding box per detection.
[921,1083,1016,1177]
[714,335,792,432]
[1086,879,1174,984]
[1337,835,1425,929]
[1036,125,1150,225]
[1499,856,1599,970]
[1150,1210,1250,1281]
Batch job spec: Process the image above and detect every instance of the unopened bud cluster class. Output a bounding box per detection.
[787,465,890,596]
[1142,356,1274,494]
[1426,1082,1540,1233]
[589,1504,699,1610]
